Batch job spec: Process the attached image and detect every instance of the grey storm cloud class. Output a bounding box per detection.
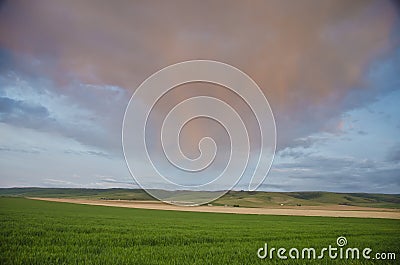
[269,154,400,193]
[387,144,400,163]
[0,0,399,193]
[0,96,50,128]
[0,0,399,152]
[0,70,129,155]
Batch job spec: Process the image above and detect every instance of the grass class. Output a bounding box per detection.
[0,197,399,264]
[1,188,399,208]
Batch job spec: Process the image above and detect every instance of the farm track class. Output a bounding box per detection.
[30,197,400,219]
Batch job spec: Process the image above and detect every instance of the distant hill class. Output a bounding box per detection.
[0,188,399,209]
[0,188,153,200]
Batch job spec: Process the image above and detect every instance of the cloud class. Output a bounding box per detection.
[98,177,136,186]
[43,178,79,187]
[0,146,42,154]
[357,130,368,135]
[387,144,400,163]
[0,1,399,192]
[0,96,50,127]
[0,71,128,154]
[267,153,400,193]
[0,0,398,151]
[63,149,112,159]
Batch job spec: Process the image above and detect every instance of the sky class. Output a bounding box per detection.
[0,0,399,193]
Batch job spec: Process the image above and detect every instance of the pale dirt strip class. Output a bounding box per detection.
[29,198,400,220]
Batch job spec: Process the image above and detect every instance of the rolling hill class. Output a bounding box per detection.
[0,188,399,209]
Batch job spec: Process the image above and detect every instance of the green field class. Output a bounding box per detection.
[1,188,399,208]
[0,197,398,264]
